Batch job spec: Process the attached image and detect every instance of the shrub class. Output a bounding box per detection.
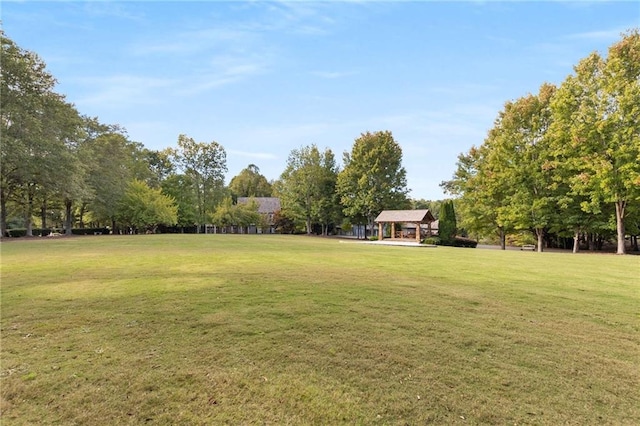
[422,235,477,248]
[452,237,478,248]
[5,228,112,237]
[7,229,27,237]
[422,236,441,245]
[70,228,110,235]
[6,228,60,237]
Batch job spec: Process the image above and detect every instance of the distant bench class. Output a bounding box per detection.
[521,244,535,251]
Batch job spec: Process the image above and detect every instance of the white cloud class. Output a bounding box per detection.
[179,59,269,94]
[254,1,338,35]
[566,27,630,42]
[74,74,177,108]
[311,70,358,79]
[130,28,255,57]
[81,2,145,22]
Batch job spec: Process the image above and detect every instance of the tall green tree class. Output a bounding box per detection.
[172,134,227,232]
[337,131,409,235]
[315,149,341,235]
[497,84,558,252]
[446,31,640,253]
[445,84,585,252]
[74,118,119,229]
[0,31,83,237]
[85,132,147,232]
[551,30,640,254]
[438,200,457,244]
[276,144,338,235]
[49,102,89,235]
[161,174,198,230]
[144,148,175,189]
[442,139,516,249]
[229,164,272,198]
[1,31,52,236]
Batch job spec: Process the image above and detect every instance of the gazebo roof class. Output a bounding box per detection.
[374,209,435,223]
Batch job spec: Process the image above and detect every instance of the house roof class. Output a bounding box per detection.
[237,197,281,214]
[374,209,435,223]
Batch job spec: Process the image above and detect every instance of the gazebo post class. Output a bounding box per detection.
[416,222,421,243]
[391,222,396,239]
[378,222,383,241]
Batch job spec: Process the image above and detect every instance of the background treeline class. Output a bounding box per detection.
[442,30,640,254]
[0,31,417,239]
[2,30,638,254]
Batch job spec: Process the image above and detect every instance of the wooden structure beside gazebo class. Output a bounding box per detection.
[374,209,436,243]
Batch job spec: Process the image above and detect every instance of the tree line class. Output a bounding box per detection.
[2,29,638,254]
[1,31,415,238]
[442,30,640,254]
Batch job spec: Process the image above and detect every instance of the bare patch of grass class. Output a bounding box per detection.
[1,235,638,424]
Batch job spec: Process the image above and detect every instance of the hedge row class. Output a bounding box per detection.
[422,236,478,248]
[5,228,110,237]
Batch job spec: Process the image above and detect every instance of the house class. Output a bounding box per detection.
[237,197,281,234]
[374,209,436,243]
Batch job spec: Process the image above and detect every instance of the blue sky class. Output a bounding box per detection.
[3,1,639,200]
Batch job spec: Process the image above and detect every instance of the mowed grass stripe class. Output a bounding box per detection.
[1,235,638,425]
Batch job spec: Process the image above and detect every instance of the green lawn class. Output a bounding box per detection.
[1,235,638,425]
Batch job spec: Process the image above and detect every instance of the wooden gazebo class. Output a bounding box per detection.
[374,209,436,243]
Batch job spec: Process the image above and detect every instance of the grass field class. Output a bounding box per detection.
[1,234,638,425]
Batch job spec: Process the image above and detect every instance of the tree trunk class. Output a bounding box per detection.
[41,199,47,230]
[0,188,7,238]
[65,199,73,236]
[79,202,87,228]
[499,227,506,250]
[25,186,34,237]
[369,216,374,239]
[573,231,580,254]
[615,200,626,255]
[306,217,312,235]
[536,228,544,253]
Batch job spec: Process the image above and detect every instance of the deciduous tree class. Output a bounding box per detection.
[173,134,227,232]
[85,132,145,232]
[337,131,409,235]
[0,31,83,237]
[551,30,640,254]
[442,136,517,249]
[496,84,558,252]
[161,174,198,230]
[229,164,272,198]
[117,179,177,233]
[277,145,338,235]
